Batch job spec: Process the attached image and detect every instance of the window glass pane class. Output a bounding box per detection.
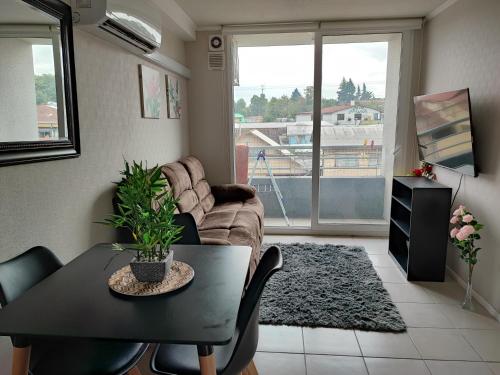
[233,33,314,228]
[319,35,390,223]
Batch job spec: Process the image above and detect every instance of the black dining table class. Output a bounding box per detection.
[0,243,252,375]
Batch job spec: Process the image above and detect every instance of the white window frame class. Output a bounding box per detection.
[224,20,422,236]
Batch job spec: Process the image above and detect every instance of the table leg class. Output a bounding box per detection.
[197,345,216,375]
[12,345,31,375]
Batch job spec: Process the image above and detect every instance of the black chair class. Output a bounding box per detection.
[117,213,201,246]
[150,245,283,375]
[0,246,148,375]
[173,213,202,245]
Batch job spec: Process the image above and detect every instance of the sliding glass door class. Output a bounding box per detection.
[316,34,398,225]
[232,33,315,228]
[232,32,402,232]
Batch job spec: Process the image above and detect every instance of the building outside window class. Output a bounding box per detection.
[335,153,359,168]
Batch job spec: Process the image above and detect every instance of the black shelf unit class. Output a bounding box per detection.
[389,176,452,281]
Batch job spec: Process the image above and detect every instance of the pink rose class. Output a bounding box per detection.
[462,224,475,235]
[462,214,474,223]
[456,225,475,240]
[450,216,459,224]
[453,206,465,216]
[450,227,460,238]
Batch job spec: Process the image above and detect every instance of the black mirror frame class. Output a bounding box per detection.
[0,0,80,167]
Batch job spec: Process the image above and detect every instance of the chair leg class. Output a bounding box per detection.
[197,345,217,375]
[198,353,217,375]
[242,360,258,375]
[127,366,142,375]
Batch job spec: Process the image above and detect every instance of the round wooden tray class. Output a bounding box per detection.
[108,261,194,297]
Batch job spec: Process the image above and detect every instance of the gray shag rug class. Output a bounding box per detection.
[260,243,406,332]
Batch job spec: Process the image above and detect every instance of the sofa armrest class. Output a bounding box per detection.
[211,184,256,203]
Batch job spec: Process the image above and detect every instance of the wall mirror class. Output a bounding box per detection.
[0,0,79,166]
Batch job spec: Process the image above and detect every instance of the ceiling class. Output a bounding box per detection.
[0,0,58,24]
[175,0,448,27]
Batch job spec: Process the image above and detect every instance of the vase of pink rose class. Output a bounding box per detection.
[449,205,484,311]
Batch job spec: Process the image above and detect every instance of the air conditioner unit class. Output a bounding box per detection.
[72,0,162,55]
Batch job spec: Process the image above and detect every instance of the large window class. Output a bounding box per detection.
[232,31,403,231]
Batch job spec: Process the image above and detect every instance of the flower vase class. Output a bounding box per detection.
[462,266,475,311]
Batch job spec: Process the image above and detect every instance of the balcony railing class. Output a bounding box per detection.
[235,144,386,225]
[237,144,384,179]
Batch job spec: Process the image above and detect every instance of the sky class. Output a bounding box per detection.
[32,44,55,75]
[234,41,388,103]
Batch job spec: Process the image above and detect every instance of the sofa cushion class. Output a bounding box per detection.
[180,156,206,186]
[199,210,237,231]
[161,162,205,225]
[194,180,215,213]
[200,194,215,213]
[198,228,231,240]
[210,201,243,213]
[242,197,264,219]
[161,163,192,199]
[232,210,261,238]
[177,190,199,213]
[179,156,216,214]
[189,205,205,226]
[199,224,262,282]
[227,227,261,281]
[193,180,211,200]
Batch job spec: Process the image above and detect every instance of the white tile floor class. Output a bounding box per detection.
[253,235,500,375]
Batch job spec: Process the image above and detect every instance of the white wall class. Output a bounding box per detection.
[0,38,38,141]
[421,0,500,313]
[0,29,189,372]
[185,31,232,184]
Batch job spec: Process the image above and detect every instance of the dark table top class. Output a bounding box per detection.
[0,244,251,346]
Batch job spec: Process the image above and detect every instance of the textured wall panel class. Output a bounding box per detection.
[421,0,500,312]
[0,29,190,373]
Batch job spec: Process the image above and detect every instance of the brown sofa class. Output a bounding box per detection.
[160,156,264,280]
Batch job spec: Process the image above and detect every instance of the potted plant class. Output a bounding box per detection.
[449,205,484,310]
[104,161,183,283]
